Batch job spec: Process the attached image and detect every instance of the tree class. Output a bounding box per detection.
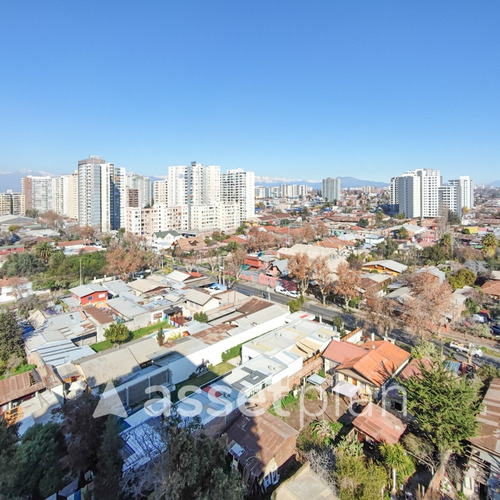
[40,210,64,229]
[311,419,342,446]
[0,419,19,495]
[410,339,437,360]
[125,414,244,499]
[420,244,447,265]
[447,210,462,225]
[104,323,131,345]
[395,227,409,240]
[3,252,46,277]
[346,252,364,270]
[59,392,107,477]
[448,268,476,291]
[483,233,499,256]
[235,226,246,235]
[225,245,246,284]
[336,455,386,500]
[93,417,124,500]
[358,218,369,228]
[194,312,208,322]
[402,433,439,474]
[0,310,24,375]
[316,220,329,238]
[25,208,39,219]
[402,359,482,463]
[106,234,150,279]
[7,224,21,232]
[287,252,314,294]
[312,256,334,305]
[333,261,361,309]
[79,225,97,243]
[34,240,54,262]
[402,271,453,338]
[375,238,398,259]
[365,290,396,337]
[12,422,65,498]
[375,210,385,226]
[379,442,415,492]
[301,223,315,242]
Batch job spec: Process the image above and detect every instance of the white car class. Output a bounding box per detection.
[287,290,300,298]
[274,286,287,295]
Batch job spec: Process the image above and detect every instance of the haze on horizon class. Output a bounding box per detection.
[0,1,499,184]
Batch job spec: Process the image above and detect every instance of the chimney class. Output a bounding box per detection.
[371,332,375,341]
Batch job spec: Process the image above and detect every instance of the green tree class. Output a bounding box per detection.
[7,224,21,232]
[235,226,246,235]
[375,238,398,259]
[379,442,415,492]
[0,310,24,374]
[93,417,124,500]
[448,268,476,290]
[147,415,244,499]
[193,312,208,323]
[336,455,386,500]
[395,227,409,240]
[3,252,46,277]
[337,433,363,458]
[358,218,369,228]
[448,210,462,225]
[410,340,437,360]
[60,392,107,477]
[311,419,342,446]
[226,240,239,252]
[13,423,65,498]
[420,244,447,265]
[34,241,54,262]
[402,359,482,463]
[0,419,19,495]
[483,233,499,256]
[104,323,131,345]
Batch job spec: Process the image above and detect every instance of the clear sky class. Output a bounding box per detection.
[1,0,499,183]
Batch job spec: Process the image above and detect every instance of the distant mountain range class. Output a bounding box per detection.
[1,170,498,192]
[0,170,53,192]
[254,175,389,189]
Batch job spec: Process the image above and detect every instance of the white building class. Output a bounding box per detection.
[126,173,152,209]
[190,203,241,233]
[222,168,255,222]
[391,169,441,218]
[322,177,341,203]
[52,171,79,219]
[153,179,168,205]
[126,204,189,236]
[21,175,53,214]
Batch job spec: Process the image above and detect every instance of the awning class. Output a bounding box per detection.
[307,374,326,386]
[332,380,359,399]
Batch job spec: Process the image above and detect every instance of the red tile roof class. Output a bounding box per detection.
[322,340,367,364]
[482,280,500,297]
[353,402,406,444]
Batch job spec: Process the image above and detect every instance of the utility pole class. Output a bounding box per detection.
[80,258,83,286]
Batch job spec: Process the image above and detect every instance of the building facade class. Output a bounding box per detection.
[322,177,341,203]
[21,175,53,214]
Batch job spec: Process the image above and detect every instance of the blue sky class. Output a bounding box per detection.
[1,1,499,183]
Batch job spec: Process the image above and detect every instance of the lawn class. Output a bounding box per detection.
[91,321,170,352]
[171,361,234,403]
[0,363,37,380]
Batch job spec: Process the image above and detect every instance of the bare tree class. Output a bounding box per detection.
[333,261,361,308]
[312,256,334,305]
[402,271,453,339]
[225,246,246,285]
[287,252,314,294]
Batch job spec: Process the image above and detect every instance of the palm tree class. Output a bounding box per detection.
[34,241,54,262]
[311,419,342,446]
[379,442,415,493]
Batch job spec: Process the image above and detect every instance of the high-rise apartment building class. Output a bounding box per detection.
[322,177,341,203]
[390,169,441,218]
[78,156,126,231]
[0,190,25,216]
[221,168,255,222]
[126,173,152,208]
[439,175,474,216]
[52,171,79,219]
[153,179,168,205]
[21,175,53,214]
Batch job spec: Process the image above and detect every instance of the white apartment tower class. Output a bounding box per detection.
[153,179,168,205]
[322,177,341,203]
[126,173,152,208]
[439,175,474,216]
[390,169,441,218]
[221,168,255,222]
[52,171,79,219]
[21,175,53,214]
[78,156,126,231]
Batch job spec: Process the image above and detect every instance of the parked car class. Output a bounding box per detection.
[287,290,300,298]
[274,285,287,295]
[472,314,487,324]
[490,324,500,336]
[449,341,483,357]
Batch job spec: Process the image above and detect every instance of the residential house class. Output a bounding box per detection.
[0,244,25,256]
[481,280,500,301]
[69,284,109,308]
[463,378,500,499]
[361,259,407,276]
[183,289,221,316]
[352,402,407,444]
[325,339,411,401]
[227,412,299,494]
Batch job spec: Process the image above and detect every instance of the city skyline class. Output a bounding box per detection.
[1,1,499,183]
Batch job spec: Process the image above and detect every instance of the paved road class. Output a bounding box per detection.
[232,280,500,368]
